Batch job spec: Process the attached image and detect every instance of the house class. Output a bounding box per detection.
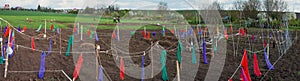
[296,13,300,20]
[4,4,10,10]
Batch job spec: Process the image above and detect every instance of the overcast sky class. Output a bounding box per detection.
[1,0,300,12]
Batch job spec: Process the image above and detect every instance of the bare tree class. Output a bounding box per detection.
[263,0,288,27]
[233,0,244,11]
[232,0,245,21]
[157,1,169,16]
[243,0,261,19]
[212,1,223,10]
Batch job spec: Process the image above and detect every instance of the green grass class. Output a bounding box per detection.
[1,10,299,31]
[0,10,116,28]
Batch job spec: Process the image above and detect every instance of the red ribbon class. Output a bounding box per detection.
[50,24,54,31]
[120,57,125,80]
[31,37,35,51]
[253,53,262,77]
[73,54,83,80]
[241,50,252,81]
[21,25,26,32]
[4,27,10,37]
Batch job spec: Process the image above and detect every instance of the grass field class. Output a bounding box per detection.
[0,10,116,28]
[1,10,299,31]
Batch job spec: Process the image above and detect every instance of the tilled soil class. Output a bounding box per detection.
[0,28,299,81]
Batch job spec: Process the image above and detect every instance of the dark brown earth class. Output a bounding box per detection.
[0,27,299,81]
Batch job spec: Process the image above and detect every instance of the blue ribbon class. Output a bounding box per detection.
[98,66,103,81]
[95,32,99,42]
[48,38,52,54]
[38,52,46,79]
[264,50,274,70]
[141,55,145,81]
[203,39,208,64]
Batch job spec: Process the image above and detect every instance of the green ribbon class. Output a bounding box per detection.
[177,41,182,63]
[90,31,94,39]
[213,35,217,53]
[192,45,196,64]
[162,26,165,37]
[130,31,135,36]
[161,50,168,81]
[65,35,74,56]
[0,56,3,64]
[36,24,42,32]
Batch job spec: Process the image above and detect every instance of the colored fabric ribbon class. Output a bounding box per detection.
[73,54,83,80]
[263,40,267,47]
[228,77,232,81]
[177,41,182,63]
[142,31,146,39]
[8,41,15,58]
[95,32,99,42]
[21,25,26,32]
[87,29,91,36]
[52,25,56,32]
[31,37,35,51]
[239,28,245,36]
[98,66,103,81]
[130,31,135,36]
[146,32,151,39]
[36,24,42,32]
[162,27,165,37]
[151,32,156,36]
[73,25,77,33]
[116,30,119,41]
[48,38,52,54]
[203,39,208,64]
[66,35,74,56]
[161,50,168,81]
[3,26,7,34]
[38,52,46,79]
[181,29,185,33]
[112,31,117,40]
[192,45,196,64]
[4,26,10,37]
[180,32,186,39]
[56,28,60,34]
[240,67,249,81]
[241,50,251,81]
[253,53,262,77]
[90,31,94,39]
[264,50,274,70]
[0,56,3,64]
[213,35,217,54]
[141,55,145,81]
[198,28,202,35]
[18,26,21,32]
[170,30,175,34]
[8,31,14,58]
[189,28,193,36]
[120,57,125,80]
[224,28,228,40]
[252,35,255,41]
[50,24,54,31]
